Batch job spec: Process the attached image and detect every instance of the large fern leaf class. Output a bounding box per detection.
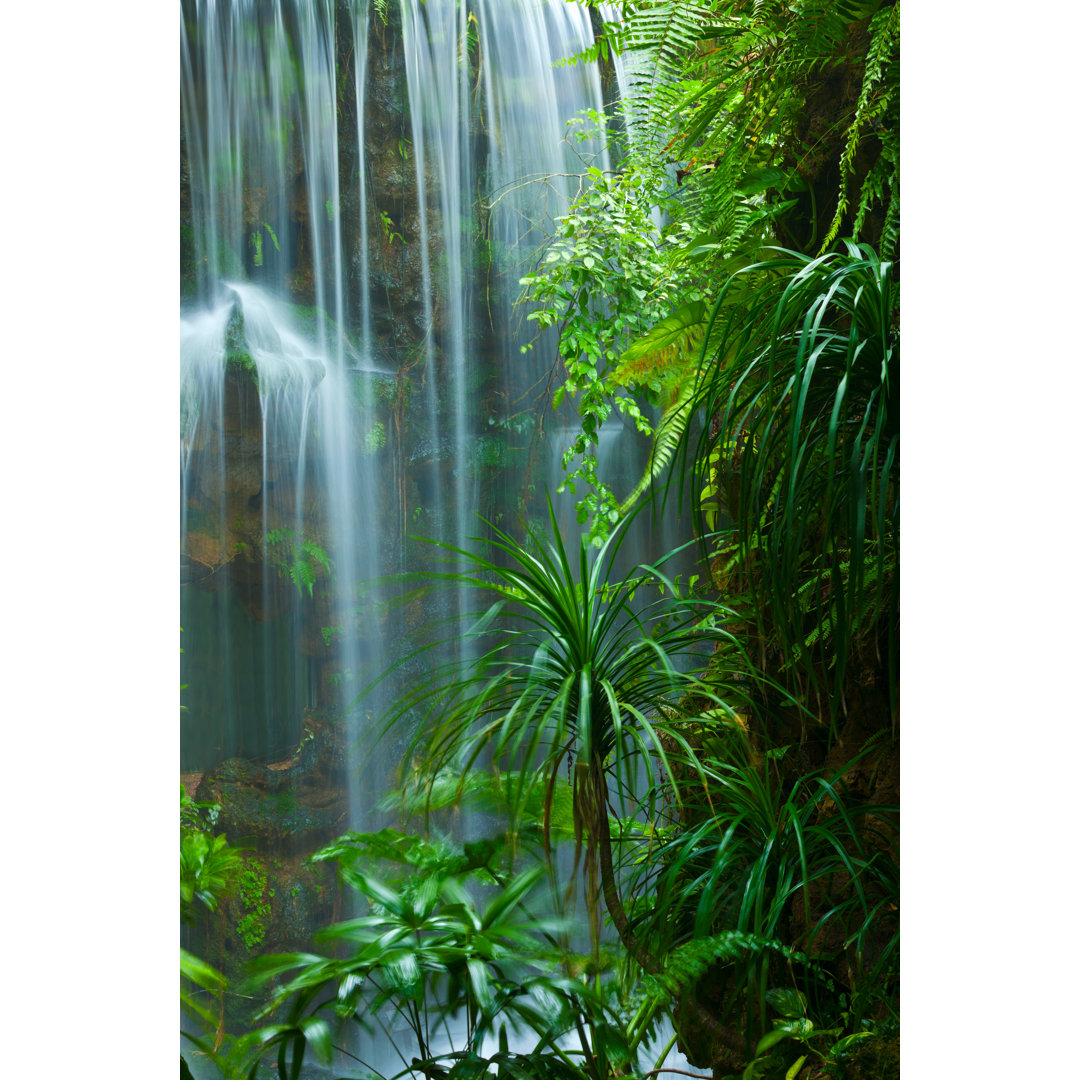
[607,301,709,516]
[618,3,716,152]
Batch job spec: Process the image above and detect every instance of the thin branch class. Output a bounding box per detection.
[331,1042,386,1076]
[641,1071,713,1079]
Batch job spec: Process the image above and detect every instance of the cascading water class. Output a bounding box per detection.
[181,0,627,801]
[181,0,390,819]
[181,0,694,1069]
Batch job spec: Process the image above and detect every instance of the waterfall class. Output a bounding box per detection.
[180,0,626,798]
[180,0,698,826]
[181,2,699,1071]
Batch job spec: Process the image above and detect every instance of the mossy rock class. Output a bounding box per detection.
[835,1033,900,1080]
[194,715,348,851]
[184,848,338,1036]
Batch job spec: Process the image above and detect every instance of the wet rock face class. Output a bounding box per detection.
[348,4,442,363]
[194,712,349,851]
[185,710,350,1030]
[181,298,337,615]
[180,0,510,763]
[181,356,286,603]
[182,845,340,1035]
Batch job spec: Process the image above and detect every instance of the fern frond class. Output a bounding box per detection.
[619,3,715,151]
[630,931,833,1018]
[607,301,710,517]
[637,931,788,1008]
[818,2,900,252]
[610,300,708,388]
[796,543,896,663]
[617,378,698,517]
[555,17,628,69]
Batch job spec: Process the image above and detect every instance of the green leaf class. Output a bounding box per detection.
[829,1031,875,1057]
[753,1027,792,1056]
[297,1017,333,1063]
[467,957,494,1011]
[180,947,226,992]
[765,987,807,1018]
[785,1055,808,1080]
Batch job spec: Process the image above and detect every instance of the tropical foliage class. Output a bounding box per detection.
[181,788,243,1077]
[527,0,899,540]
[378,501,751,945]
[223,508,896,1077]
[232,835,640,1080]
[685,241,898,731]
[181,1,900,1077]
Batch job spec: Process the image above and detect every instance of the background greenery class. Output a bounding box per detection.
[181,2,899,1078]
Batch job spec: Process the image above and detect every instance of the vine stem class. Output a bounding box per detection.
[641,1071,713,1079]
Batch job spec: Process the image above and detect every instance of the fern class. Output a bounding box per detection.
[287,559,317,597]
[618,3,715,153]
[611,299,708,387]
[644,0,900,253]
[819,3,900,252]
[265,529,333,598]
[796,542,896,664]
[638,931,793,1008]
[555,15,627,69]
[618,378,698,518]
[627,930,836,1047]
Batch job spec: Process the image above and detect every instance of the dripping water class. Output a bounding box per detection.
[181,1,694,1071]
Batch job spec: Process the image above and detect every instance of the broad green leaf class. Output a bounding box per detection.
[785,1054,808,1079]
[766,987,807,1018]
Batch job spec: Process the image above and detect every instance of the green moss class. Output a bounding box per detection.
[372,374,397,405]
[364,422,387,454]
[235,859,272,951]
[225,350,256,373]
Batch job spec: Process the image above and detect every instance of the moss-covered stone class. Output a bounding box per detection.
[194,712,348,851]
[182,846,338,1036]
[837,1033,900,1080]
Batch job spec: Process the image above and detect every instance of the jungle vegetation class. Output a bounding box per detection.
[182,2,899,1078]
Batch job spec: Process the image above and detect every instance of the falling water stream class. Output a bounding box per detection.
[181,0,693,1071]
[179,0,646,817]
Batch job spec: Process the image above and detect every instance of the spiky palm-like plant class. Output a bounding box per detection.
[365,505,784,1065]
[380,504,750,952]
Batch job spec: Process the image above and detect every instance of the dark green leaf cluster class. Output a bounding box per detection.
[685,241,898,726]
[181,786,242,1074]
[181,786,242,922]
[233,854,632,1080]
